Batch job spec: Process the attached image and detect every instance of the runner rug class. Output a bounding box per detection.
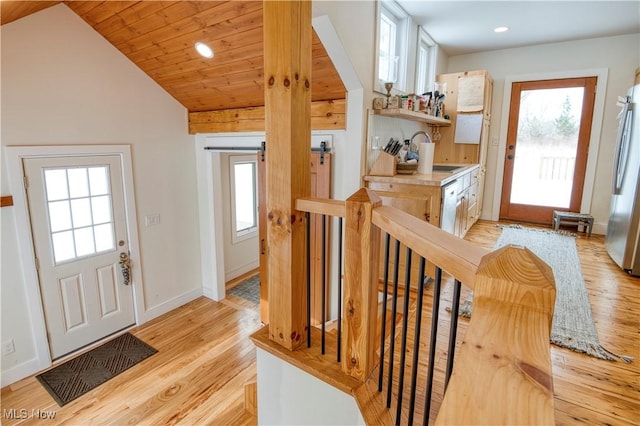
[459,225,632,363]
[36,333,158,406]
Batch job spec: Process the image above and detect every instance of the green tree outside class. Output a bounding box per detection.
[554,96,577,138]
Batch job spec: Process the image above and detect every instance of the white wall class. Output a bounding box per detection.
[447,33,640,231]
[313,1,376,113]
[257,349,365,425]
[1,4,201,383]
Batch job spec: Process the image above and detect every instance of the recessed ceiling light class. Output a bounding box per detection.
[494,26,509,33]
[195,42,214,58]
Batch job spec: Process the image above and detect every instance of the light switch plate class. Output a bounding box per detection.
[145,214,160,227]
[2,339,15,356]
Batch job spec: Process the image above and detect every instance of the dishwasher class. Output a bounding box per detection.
[440,180,459,235]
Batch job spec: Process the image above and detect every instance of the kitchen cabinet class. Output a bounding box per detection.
[453,166,480,237]
[365,178,443,289]
[366,181,442,226]
[364,166,476,289]
[455,183,468,238]
[435,70,493,221]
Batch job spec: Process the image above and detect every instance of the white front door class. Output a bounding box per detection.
[23,155,135,360]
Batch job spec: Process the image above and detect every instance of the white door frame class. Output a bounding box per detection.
[5,144,144,373]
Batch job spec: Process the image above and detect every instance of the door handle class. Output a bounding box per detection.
[508,145,515,150]
[119,252,131,285]
[507,154,514,160]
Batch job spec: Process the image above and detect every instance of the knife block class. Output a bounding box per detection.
[369,151,396,176]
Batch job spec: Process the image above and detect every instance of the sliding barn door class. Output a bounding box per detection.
[258,152,332,324]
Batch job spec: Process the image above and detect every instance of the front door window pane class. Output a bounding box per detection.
[68,168,89,198]
[44,165,115,264]
[71,198,92,228]
[52,231,75,263]
[44,169,68,201]
[94,223,115,252]
[49,200,72,232]
[74,227,95,257]
[92,195,112,224]
[88,167,109,195]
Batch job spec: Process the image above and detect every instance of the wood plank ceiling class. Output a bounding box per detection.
[1,1,347,115]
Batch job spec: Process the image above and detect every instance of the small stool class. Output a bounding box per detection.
[552,211,594,236]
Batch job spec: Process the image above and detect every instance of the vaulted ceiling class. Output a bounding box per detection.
[1,1,347,114]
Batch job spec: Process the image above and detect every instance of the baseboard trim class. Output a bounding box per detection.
[225,261,259,283]
[202,286,217,300]
[1,357,48,388]
[139,287,203,324]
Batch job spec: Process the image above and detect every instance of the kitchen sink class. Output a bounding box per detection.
[432,165,465,173]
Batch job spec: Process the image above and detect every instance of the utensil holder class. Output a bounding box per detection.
[369,151,396,176]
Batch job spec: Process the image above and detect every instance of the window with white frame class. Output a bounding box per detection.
[229,155,258,243]
[376,0,409,92]
[415,26,438,95]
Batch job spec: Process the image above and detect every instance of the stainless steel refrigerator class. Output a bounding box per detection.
[605,80,640,276]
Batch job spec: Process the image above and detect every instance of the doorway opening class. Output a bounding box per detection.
[500,77,597,223]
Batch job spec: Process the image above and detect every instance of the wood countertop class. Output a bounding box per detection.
[364,164,479,187]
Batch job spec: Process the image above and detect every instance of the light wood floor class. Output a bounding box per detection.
[1,297,262,425]
[2,220,638,425]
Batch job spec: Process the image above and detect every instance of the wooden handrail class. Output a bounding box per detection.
[295,197,486,288]
[436,245,556,424]
[372,205,486,288]
[295,197,346,217]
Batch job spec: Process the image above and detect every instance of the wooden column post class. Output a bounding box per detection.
[342,188,382,381]
[263,0,312,351]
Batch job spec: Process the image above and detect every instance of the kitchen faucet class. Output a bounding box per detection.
[410,130,432,146]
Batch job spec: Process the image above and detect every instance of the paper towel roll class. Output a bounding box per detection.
[418,143,434,174]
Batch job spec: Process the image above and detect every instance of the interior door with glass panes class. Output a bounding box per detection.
[23,155,135,360]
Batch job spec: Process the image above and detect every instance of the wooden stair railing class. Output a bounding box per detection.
[435,245,556,424]
[253,188,556,424]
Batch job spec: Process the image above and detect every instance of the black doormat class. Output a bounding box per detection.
[36,333,157,406]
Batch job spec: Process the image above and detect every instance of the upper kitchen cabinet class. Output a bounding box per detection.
[434,70,493,165]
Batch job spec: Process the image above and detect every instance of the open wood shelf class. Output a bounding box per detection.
[372,108,451,126]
